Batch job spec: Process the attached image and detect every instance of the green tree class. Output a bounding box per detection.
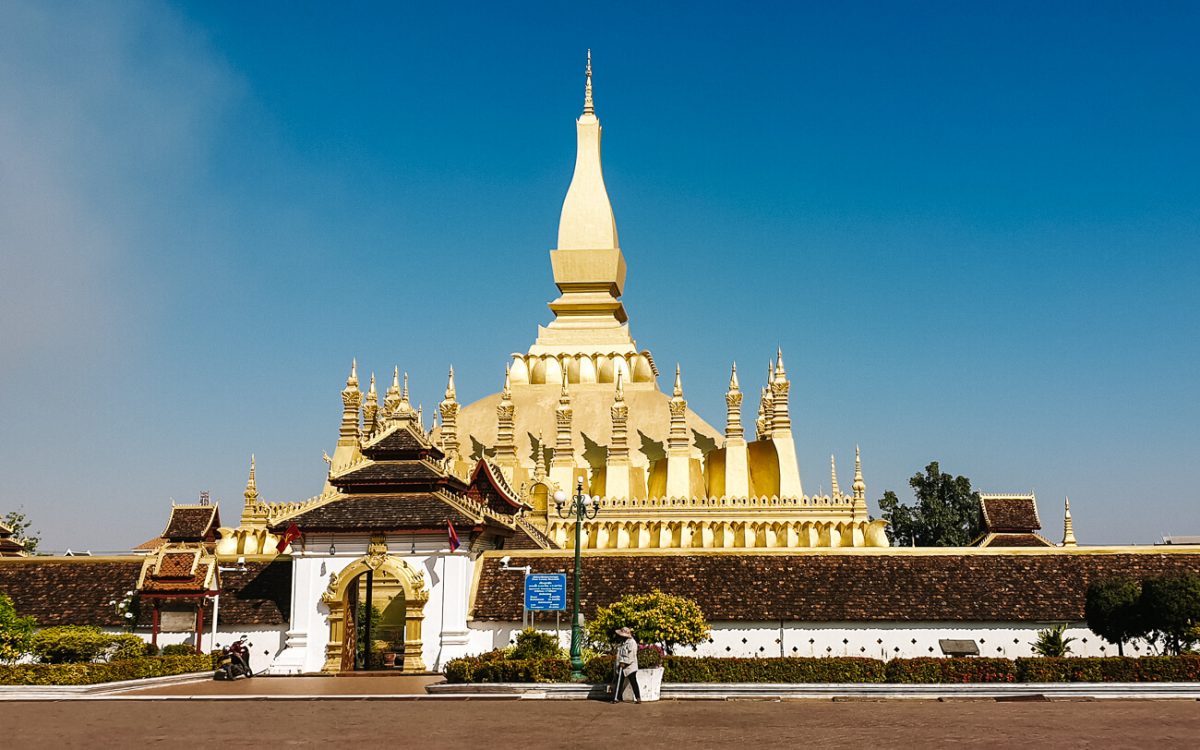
[1084,577,1142,656]
[0,593,36,663]
[1140,573,1200,655]
[878,462,983,546]
[2,509,40,554]
[586,590,709,655]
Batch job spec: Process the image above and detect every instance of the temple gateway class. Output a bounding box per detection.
[2,59,1198,673]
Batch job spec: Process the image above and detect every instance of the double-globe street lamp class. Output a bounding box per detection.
[553,478,600,680]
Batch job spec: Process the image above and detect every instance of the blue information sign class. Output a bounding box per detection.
[524,573,567,611]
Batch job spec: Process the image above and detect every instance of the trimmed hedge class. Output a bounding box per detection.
[444,654,1200,685]
[443,654,571,683]
[0,655,213,686]
[886,657,1017,683]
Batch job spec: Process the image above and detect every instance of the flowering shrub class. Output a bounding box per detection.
[586,591,709,654]
[110,591,139,632]
[0,593,35,664]
[638,644,664,669]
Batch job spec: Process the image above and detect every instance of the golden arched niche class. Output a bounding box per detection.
[320,544,429,673]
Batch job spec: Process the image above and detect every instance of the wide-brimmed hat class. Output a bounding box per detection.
[615,626,633,637]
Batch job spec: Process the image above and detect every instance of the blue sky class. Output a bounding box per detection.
[1,1,1196,550]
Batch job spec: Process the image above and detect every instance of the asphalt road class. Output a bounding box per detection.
[3,698,1198,749]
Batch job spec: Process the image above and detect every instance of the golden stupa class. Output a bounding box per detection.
[223,52,889,554]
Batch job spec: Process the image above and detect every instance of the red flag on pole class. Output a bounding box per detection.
[447,520,460,552]
[276,523,301,553]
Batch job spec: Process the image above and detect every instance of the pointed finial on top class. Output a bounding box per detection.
[392,366,400,389]
[368,372,376,397]
[401,372,409,402]
[445,365,456,400]
[852,444,865,497]
[1065,496,1072,513]
[347,358,359,387]
[673,363,683,397]
[775,347,786,379]
[830,454,841,497]
[1062,496,1078,547]
[615,368,624,400]
[244,454,259,502]
[729,361,740,391]
[503,365,513,398]
[768,358,776,384]
[583,49,594,116]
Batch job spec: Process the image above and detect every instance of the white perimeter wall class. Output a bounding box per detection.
[468,620,1112,660]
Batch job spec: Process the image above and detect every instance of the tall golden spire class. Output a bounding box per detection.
[830,455,841,498]
[244,454,258,504]
[362,372,379,437]
[584,48,594,116]
[339,359,362,442]
[494,366,517,469]
[439,366,460,461]
[1062,497,1078,547]
[383,366,401,416]
[609,369,630,466]
[550,370,575,488]
[769,348,791,436]
[668,364,688,452]
[853,445,866,500]
[725,362,743,441]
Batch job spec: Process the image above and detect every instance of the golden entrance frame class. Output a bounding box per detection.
[320,549,428,672]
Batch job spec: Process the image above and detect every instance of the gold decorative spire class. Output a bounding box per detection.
[401,372,410,405]
[583,48,594,116]
[551,369,575,473]
[852,445,866,500]
[609,369,629,464]
[725,362,744,441]
[439,366,460,460]
[362,372,379,437]
[830,455,841,498]
[244,454,258,504]
[384,366,401,416]
[1062,497,1078,547]
[769,348,791,435]
[534,430,549,481]
[667,364,688,452]
[339,359,362,440]
[494,366,517,468]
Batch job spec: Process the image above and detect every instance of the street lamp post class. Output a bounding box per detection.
[554,477,599,680]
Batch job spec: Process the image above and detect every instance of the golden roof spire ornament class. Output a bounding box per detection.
[348,358,358,388]
[384,366,401,416]
[673,363,683,398]
[550,369,575,486]
[583,48,594,116]
[609,369,630,473]
[775,347,786,381]
[401,372,410,404]
[725,362,744,442]
[494,366,518,470]
[830,455,841,498]
[853,445,866,500]
[439,366,460,461]
[362,372,379,437]
[1062,497,1078,547]
[244,454,258,503]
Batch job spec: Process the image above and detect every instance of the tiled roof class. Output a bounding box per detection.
[362,423,445,460]
[139,546,215,594]
[270,494,480,532]
[0,560,142,626]
[980,495,1041,533]
[162,505,221,541]
[470,550,1200,623]
[978,533,1054,548]
[0,557,291,627]
[331,461,451,489]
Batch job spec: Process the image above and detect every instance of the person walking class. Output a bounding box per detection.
[611,626,641,704]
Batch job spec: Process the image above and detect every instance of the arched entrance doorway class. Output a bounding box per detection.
[320,539,429,672]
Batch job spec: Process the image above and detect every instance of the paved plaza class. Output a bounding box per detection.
[3,695,1199,749]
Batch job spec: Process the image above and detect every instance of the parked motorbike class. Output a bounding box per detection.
[213,636,254,680]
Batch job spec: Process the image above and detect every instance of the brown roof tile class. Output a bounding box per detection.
[471,551,1200,623]
[271,494,479,532]
[979,533,1054,548]
[0,560,142,626]
[217,560,291,626]
[162,506,221,541]
[980,495,1041,533]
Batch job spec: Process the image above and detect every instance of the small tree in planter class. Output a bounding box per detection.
[586,591,709,702]
[586,590,710,655]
